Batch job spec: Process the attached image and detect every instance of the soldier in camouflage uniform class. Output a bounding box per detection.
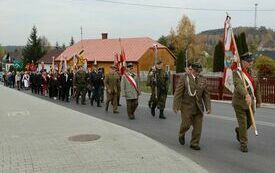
[147,66,156,110]
[149,61,169,119]
[75,65,88,105]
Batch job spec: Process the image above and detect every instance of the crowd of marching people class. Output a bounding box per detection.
[1,51,261,152]
[1,62,141,119]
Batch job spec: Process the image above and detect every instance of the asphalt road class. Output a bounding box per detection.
[5,86,275,173]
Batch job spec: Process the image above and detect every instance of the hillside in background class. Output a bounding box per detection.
[198,26,275,56]
[3,46,24,53]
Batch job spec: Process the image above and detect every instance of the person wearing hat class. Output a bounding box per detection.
[149,60,169,119]
[173,62,211,150]
[105,65,120,113]
[232,52,261,152]
[75,65,88,105]
[121,63,140,119]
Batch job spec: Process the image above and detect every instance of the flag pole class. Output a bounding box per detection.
[229,15,258,136]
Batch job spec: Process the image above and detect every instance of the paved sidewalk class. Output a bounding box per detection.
[0,85,207,173]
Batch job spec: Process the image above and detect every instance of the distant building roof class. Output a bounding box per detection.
[255,50,275,60]
[55,37,174,62]
[37,49,64,64]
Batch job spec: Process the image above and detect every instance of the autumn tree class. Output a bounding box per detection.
[0,44,5,59]
[167,15,204,72]
[40,36,52,53]
[255,55,275,76]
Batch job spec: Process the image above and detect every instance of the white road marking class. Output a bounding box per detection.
[7,111,30,117]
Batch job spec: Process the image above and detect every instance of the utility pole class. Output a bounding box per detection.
[254,3,258,28]
[80,26,83,48]
[185,48,188,68]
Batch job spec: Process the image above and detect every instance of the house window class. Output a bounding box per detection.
[166,65,170,72]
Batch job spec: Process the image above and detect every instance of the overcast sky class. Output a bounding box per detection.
[0,0,274,46]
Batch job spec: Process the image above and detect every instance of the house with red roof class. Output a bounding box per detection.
[37,49,64,72]
[55,34,175,75]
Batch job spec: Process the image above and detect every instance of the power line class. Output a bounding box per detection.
[96,0,275,12]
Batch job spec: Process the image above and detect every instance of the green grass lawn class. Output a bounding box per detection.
[139,81,172,95]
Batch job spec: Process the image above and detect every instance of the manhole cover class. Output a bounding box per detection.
[68,134,100,142]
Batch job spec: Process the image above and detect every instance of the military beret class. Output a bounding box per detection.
[110,65,117,69]
[191,62,202,72]
[240,52,254,62]
[127,62,133,68]
[156,60,163,65]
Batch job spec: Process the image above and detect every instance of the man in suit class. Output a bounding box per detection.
[105,65,120,113]
[232,52,261,152]
[121,63,140,120]
[90,64,103,107]
[61,70,72,102]
[173,63,211,150]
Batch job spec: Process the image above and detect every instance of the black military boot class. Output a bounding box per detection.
[97,101,102,107]
[179,135,185,145]
[159,109,166,119]
[240,145,248,152]
[151,108,155,117]
[235,127,240,142]
[190,145,201,150]
[105,102,109,112]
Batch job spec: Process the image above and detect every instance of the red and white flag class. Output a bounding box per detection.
[223,15,256,94]
[119,38,127,75]
[223,15,238,93]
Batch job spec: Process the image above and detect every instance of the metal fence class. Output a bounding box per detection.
[173,74,275,104]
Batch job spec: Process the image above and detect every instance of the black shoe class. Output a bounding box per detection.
[129,116,135,120]
[81,102,86,105]
[159,115,166,119]
[113,110,119,114]
[97,104,102,107]
[159,110,166,119]
[235,127,240,142]
[151,108,155,117]
[76,100,79,104]
[190,145,201,150]
[179,136,185,145]
[105,103,109,112]
[240,145,248,152]
[118,104,122,106]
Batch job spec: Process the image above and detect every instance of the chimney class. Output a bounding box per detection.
[101,33,108,39]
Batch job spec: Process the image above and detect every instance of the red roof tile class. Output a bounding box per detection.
[38,49,64,64]
[55,37,170,62]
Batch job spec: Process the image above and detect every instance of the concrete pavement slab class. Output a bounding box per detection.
[0,85,207,173]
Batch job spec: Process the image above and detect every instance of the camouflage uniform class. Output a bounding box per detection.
[75,70,87,104]
[150,67,169,119]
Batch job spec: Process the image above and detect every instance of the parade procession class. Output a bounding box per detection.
[1,1,275,172]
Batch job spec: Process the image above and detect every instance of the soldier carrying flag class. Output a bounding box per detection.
[223,15,262,152]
